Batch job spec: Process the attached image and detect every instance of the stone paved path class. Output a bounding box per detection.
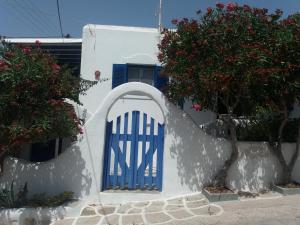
[51,193,223,225]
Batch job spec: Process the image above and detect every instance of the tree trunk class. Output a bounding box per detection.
[214,116,239,187]
[0,146,9,174]
[286,121,300,183]
[269,118,290,185]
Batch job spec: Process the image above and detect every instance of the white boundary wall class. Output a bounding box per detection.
[0,83,299,203]
[0,25,299,203]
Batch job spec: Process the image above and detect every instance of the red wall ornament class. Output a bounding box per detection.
[95,70,101,80]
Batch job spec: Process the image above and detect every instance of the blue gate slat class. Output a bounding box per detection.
[105,121,113,189]
[112,116,121,187]
[147,118,155,186]
[103,111,164,192]
[119,134,132,141]
[111,142,129,171]
[119,134,159,141]
[132,111,140,189]
[138,135,157,142]
[128,111,137,189]
[103,121,113,190]
[139,113,147,189]
[137,138,158,176]
[157,123,164,191]
[120,112,129,189]
[145,176,157,187]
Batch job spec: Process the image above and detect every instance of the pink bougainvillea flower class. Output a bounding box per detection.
[227,3,237,11]
[52,63,61,73]
[35,40,41,46]
[0,60,8,71]
[171,19,178,25]
[192,103,202,111]
[0,60,6,67]
[207,7,213,14]
[22,47,31,54]
[4,52,13,58]
[243,4,251,12]
[216,2,225,9]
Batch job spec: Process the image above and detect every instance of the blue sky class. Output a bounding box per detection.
[0,0,299,38]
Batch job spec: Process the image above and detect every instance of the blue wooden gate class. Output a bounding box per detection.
[102,111,164,191]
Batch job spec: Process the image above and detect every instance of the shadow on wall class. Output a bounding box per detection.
[165,102,232,191]
[0,145,92,198]
[164,102,298,192]
[227,142,281,192]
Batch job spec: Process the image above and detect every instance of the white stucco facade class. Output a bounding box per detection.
[0,25,299,203]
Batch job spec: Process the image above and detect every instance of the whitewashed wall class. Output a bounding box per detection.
[79,25,161,114]
[0,83,299,203]
[79,24,216,126]
[0,25,299,203]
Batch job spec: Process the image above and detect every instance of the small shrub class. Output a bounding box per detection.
[0,181,28,208]
[0,182,74,208]
[27,191,74,207]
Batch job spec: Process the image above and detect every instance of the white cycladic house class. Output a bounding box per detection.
[1,25,299,203]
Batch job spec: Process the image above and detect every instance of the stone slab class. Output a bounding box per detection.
[101,214,119,225]
[166,197,183,205]
[116,204,132,214]
[75,216,101,225]
[145,212,171,224]
[150,201,165,206]
[145,205,164,213]
[97,206,116,215]
[165,204,185,211]
[191,205,220,216]
[122,214,144,225]
[127,208,142,214]
[53,219,74,225]
[133,201,150,208]
[167,209,194,219]
[80,207,96,216]
[186,199,208,208]
[185,194,205,202]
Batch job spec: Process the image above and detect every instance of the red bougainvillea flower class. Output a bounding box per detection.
[0,60,8,71]
[35,40,41,47]
[243,4,252,12]
[52,63,61,73]
[171,19,178,25]
[192,103,202,111]
[207,7,213,14]
[0,60,6,67]
[4,52,13,58]
[22,47,31,54]
[227,3,237,11]
[216,2,225,9]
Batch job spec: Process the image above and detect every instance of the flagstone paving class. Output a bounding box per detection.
[51,193,223,225]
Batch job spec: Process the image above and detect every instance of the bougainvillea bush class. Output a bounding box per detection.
[0,43,97,159]
[252,13,300,184]
[158,3,299,186]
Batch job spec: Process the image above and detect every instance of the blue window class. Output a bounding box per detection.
[112,64,168,90]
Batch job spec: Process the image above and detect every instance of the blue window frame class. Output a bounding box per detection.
[112,64,168,90]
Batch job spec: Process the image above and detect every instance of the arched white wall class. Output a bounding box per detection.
[0,82,299,203]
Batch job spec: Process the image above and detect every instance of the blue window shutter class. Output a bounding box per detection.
[112,64,128,89]
[154,66,168,90]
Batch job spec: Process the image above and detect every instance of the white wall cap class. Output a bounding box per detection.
[4,38,82,44]
[86,82,168,125]
[83,24,159,33]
